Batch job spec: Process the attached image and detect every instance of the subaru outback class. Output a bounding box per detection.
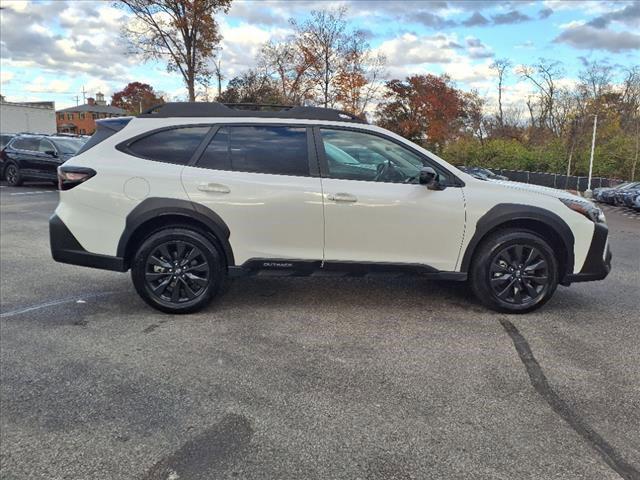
[49,102,611,314]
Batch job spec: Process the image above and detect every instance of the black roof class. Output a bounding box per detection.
[138,102,367,124]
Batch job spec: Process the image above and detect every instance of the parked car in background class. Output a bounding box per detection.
[457,166,508,181]
[0,133,15,150]
[1,134,86,186]
[616,187,640,207]
[633,194,640,211]
[594,182,640,204]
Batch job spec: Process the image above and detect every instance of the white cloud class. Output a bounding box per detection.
[0,1,133,81]
[25,76,71,93]
[0,71,15,84]
[217,20,291,77]
[0,0,29,12]
[376,33,464,68]
[443,59,496,87]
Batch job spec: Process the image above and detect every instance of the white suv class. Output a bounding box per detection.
[50,103,611,314]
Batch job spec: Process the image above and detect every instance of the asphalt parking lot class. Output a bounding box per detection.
[1,182,639,480]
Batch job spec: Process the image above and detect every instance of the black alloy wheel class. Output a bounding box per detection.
[489,244,549,306]
[131,228,226,313]
[145,240,210,304]
[5,164,22,186]
[470,229,558,313]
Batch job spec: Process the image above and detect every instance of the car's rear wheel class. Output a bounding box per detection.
[131,228,226,314]
[5,163,22,186]
[470,229,558,313]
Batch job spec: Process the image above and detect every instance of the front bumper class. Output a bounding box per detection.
[50,214,127,272]
[562,222,611,284]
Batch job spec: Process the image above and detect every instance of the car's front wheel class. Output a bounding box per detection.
[131,228,226,314]
[4,163,23,186]
[470,229,558,313]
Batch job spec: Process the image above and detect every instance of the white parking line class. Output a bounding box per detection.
[10,190,56,195]
[0,291,117,318]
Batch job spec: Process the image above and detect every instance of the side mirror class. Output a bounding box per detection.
[45,150,58,157]
[419,167,446,190]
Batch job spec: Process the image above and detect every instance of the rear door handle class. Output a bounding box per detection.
[327,193,357,203]
[197,182,230,194]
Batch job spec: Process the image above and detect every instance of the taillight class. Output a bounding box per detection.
[57,166,96,191]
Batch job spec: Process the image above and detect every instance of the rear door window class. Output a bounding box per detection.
[197,125,309,176]
[127,126,210,165]
[11,137,40,151]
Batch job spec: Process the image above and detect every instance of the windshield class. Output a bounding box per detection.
[51,137,85,154]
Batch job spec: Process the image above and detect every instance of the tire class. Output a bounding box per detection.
[470,229,558,313]
[4,163,23,186]
[131,228,226,314]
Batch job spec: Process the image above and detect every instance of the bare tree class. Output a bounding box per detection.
[490,58,512,128]
[258,40,316,105]
[217,70,286,105]
[290,6,349,107]
[118,0,232,101]
[519,59,564,136]
[578,61,613,100]
[619,66,640,133]
[462,90,487,146]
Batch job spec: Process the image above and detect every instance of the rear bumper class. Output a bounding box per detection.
[49,214,127,272]
[562,222,611,284]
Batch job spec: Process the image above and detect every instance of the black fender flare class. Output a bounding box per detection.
[117,197,235,266]
[459,203,575,275]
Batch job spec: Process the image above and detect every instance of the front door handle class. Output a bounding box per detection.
[197,182,230,194]
[327,192,358,203]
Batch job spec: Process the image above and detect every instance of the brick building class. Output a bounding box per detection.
[56,93,126,135]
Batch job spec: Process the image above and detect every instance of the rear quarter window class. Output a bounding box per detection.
[77,118,131,155]
[125,126,210,165]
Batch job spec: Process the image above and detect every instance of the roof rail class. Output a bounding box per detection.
[138,102,367,124]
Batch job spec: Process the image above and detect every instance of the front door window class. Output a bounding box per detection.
[319,128,425,183]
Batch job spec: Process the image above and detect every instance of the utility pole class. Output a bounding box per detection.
[74,95,79,106]
[214,58,223,99]
[585,114,598,198]
[632,119,639,181]
[81,86,87,104]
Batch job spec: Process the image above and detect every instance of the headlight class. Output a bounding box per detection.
[559,198,606,223]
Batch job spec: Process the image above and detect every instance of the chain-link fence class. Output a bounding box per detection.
[490,169,625,192]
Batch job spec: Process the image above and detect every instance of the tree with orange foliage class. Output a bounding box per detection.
[376,74,466,153]
[118,0,232,101]
[334,31,385,118]
[111,82,164,114]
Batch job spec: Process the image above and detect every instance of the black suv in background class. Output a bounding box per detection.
[1,134,86,186]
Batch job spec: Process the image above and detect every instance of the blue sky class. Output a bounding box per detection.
[0,0,638,111]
